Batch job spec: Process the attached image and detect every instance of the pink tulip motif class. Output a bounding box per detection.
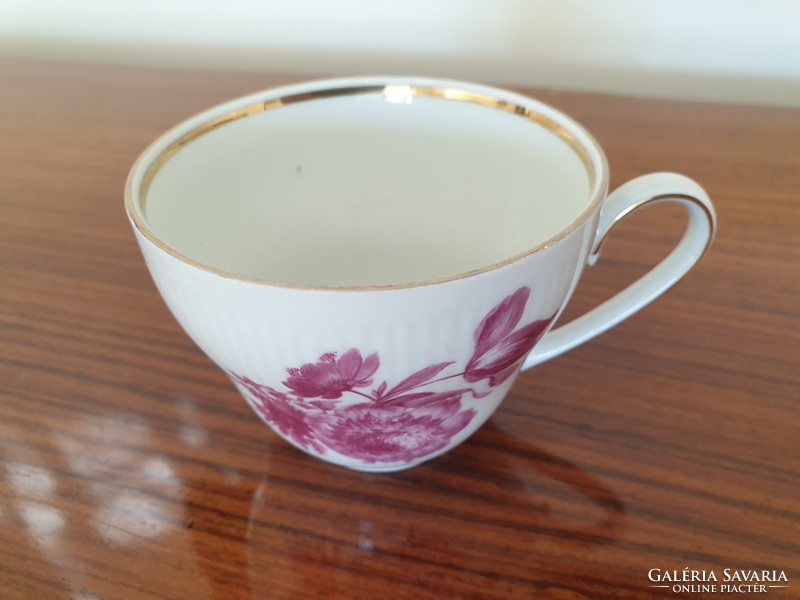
[464,287,554,386]
[231,286,555,464]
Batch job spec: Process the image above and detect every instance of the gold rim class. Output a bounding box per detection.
[125,81,610,291]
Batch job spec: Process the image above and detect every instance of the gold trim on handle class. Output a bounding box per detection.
[591,193,717,261]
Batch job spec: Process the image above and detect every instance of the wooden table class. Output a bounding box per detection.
[1,60,798,599]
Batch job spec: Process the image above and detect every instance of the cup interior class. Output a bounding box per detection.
[128,80,606,288]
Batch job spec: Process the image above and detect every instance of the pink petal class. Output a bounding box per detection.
[383,361,454,398]
[284,376,325,397]
[464,315,553,383]
[355,352,380,382]
[336,349,363,380]
[488,362,521,386]
[472,287,530,357]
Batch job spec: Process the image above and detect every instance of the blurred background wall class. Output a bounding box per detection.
[2,0,799,106]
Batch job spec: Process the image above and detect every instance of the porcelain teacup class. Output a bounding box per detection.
[126,77,716,471]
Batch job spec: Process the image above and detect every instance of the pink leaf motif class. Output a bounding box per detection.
[472,287,530,358]
[380,389,471,411]
[383,361,455,400]
[372,381,388,400]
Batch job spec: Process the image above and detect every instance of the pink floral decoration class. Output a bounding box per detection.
[464,287,554,385]
[231,286,555,464]
[284,349,379,399]
[232,374,328,454]
[318,398,476,464]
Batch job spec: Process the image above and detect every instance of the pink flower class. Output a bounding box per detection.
[464,287,554,385]
[232,373,326,453]
[284,349,379,399]
[319,395,476,464]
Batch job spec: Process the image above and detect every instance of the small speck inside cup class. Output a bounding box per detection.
[142,90,591,287]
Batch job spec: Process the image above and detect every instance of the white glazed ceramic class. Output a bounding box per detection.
[125,77,716,472]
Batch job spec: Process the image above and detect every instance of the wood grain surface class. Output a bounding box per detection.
[1,60,798,600]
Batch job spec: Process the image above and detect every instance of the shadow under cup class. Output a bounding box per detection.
[126,79,615,472]
[134,82,605,289]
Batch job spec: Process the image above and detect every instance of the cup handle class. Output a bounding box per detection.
[522,172,717,369]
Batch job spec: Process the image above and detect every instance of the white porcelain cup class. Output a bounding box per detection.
[125,77,716,472]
